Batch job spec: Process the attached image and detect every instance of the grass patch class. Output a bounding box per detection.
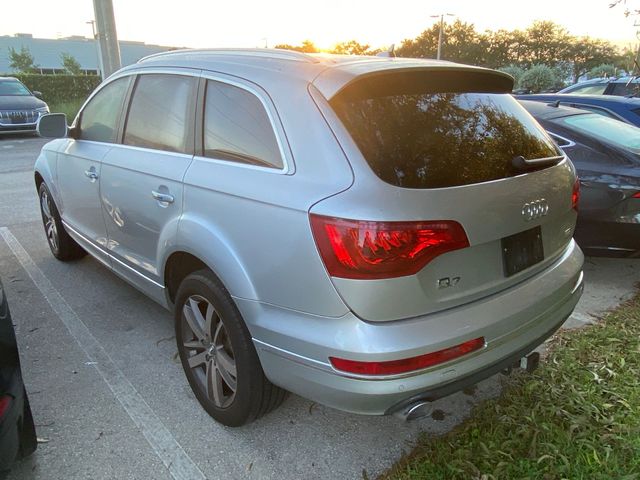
[47,98,84,122]
[382,291,640,480]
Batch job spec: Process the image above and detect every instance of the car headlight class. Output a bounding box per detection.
[36,106,49,114]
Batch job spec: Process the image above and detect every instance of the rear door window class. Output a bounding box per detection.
[123,74,196,154]
[202,80,283,168]
[331,83,560,189]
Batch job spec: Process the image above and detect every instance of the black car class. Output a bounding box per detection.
[0,77,49,134]
[520,100,640,257]
[0,277,36,476]
[516,93,640,127]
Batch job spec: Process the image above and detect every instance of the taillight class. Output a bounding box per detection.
[329,337,485,376]
[632,191,640,199]
[572,178,580,211]
[310,215,469,279]
[0,396,11,419]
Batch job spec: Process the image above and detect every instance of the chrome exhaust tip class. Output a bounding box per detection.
[393,401,432,421]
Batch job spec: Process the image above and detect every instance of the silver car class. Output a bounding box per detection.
[34,49,584,427]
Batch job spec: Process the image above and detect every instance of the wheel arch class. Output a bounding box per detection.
[162,218,258,305]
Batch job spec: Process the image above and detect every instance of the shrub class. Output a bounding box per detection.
[3,74,101,104]
[519,64,562,93]
[587,63,617,79]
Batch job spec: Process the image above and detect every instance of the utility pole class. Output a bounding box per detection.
[430,13,454,60]
[92,0,121,79]
[86,20,102,77]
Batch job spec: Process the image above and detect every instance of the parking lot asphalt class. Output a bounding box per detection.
[1,135,639,480]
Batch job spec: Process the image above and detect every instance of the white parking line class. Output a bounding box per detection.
[0,227,206,480]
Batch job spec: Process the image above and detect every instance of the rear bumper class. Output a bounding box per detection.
[241,240,584,415]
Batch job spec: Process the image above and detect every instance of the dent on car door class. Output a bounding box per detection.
[99,73,197,302]
[56,76,131,264]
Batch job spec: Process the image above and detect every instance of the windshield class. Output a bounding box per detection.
[557,113,640,152]
[332,90,560,189]
[0,80,31,96]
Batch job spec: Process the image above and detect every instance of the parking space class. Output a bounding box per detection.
[1,135,639,479]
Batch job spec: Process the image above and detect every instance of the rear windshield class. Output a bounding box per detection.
[557,113,640,153]
[331,88,561,189]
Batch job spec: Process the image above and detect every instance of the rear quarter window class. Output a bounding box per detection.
[331,84,560,189]
[202,80,283,169]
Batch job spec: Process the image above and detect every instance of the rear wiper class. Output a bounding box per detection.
[512,154,564,171]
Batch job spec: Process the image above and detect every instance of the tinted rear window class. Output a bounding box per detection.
[610,82,639,96]
[332,88,561,189]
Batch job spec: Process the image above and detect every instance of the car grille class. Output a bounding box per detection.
[0,110,40,125]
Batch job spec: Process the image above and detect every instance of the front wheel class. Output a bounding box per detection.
[175,269,286,426]
[38,183,86,261]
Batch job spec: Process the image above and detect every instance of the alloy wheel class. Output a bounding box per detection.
[181,295,237,408]
[40,189,59,253]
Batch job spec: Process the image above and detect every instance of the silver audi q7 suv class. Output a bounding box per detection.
[34,49,584,426]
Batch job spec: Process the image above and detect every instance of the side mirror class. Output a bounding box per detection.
[32,91,43,99]
[37,113,68,138]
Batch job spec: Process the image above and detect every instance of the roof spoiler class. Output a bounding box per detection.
[313,62,513,100]
[323,66,514,102]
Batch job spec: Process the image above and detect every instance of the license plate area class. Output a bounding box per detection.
[502,226,544,277]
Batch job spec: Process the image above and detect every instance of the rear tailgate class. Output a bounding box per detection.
[310,65,578,322]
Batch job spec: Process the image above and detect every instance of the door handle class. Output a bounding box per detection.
[84,170,99,180]
[151,190,175,204]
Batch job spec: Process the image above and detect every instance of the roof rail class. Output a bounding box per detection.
[138,48,321,64]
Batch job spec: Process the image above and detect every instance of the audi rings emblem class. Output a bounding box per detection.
[522,199,549,221]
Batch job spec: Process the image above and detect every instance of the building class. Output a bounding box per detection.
[0,33,176,74]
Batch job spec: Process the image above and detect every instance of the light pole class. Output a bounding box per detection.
[430,13,454,60]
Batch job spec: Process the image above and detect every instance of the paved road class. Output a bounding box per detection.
[2,135,638,480]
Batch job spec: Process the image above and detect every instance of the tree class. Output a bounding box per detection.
[274,40,319,53]
[522,21,572,67]
[568,37,621,80]
[485,30,521,68]
[330,40,379,56]
[519,64,562,93]
[396,20,487,64]
[8,46,38,73]
[60,52,82,75]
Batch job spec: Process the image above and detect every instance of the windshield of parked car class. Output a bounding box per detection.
[0,81,31,96]
[564,84,607,95]
[332,87,560,189]
[557,113,640,152]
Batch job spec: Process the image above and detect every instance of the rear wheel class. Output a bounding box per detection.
[38,183,86,261]
[174,269,286,426]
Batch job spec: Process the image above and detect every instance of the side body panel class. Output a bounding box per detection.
[177,71,354,318]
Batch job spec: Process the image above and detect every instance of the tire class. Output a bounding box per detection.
[38,183,86,261]
[174,269,287,426]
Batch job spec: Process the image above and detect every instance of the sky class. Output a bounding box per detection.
[1,0,639,50]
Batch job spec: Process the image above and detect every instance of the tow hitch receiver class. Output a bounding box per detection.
[503,351,541,375]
